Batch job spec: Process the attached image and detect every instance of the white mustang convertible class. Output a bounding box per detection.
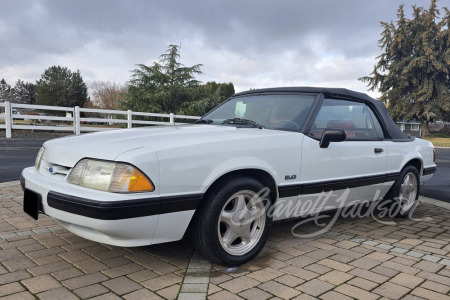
[21,87,436,266]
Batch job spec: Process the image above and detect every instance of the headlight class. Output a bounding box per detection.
[35,147,45,170]
[67,159,154,193]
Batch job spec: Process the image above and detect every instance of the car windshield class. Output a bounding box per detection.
[199,94,316,131]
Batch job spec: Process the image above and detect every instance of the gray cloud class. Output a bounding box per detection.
[0,0,438,97]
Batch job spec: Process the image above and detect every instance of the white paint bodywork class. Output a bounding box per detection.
[21,124,436,247]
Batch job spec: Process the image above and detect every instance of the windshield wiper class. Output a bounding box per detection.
[195,119,214,124]
[222,118,264,129]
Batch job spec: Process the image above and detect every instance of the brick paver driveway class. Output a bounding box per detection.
[1,181,449,300]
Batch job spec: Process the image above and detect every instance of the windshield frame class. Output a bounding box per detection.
[197,92,322,133]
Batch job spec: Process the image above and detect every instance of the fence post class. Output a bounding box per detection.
[5,101,12,138]
[170,113,175,125]
[74,106,80,135]
[72,107,76,133]
[127,110,132,128]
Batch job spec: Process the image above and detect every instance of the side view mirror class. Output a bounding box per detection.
[320,129,346,148]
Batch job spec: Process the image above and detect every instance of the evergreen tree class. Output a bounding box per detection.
[125,44,202,113]
[178,82,235,116]
[35,66,88,107]
[1,79,37,104]
[124,45,235,116]
[360,0,449,135]
[0,79,14,102]
[13,80,36,104]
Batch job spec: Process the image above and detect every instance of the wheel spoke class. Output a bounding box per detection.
[403,174,410,185]
[247,206,262,222]
[223,230,239,247]
[241,230,252,245]
[220,211,234,226]
[235,194,247,211]
[400,185,408,197]
[248,194,260,207]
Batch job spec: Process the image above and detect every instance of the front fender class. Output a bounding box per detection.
[200,156,279,193]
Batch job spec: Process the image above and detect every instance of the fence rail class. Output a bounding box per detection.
[0,101,200,138]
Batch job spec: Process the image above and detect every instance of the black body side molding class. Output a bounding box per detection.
[278,173,400,198]
[423,167,437,176]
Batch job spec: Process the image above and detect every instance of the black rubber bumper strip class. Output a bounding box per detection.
[278,172,400,198]
[20,174,25,191]
[47,191,203,220]
[423,167,437,176]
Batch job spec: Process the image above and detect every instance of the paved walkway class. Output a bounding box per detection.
[1,181,449,299]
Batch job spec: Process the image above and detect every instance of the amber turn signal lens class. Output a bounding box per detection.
[128,168,154,192]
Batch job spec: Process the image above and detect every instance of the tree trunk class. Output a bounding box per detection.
[420,120,430,137]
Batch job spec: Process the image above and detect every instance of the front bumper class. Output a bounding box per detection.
[21,167,201,247]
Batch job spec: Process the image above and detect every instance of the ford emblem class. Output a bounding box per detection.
[49,167,53,173]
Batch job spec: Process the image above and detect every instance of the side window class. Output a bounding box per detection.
[309,99,384,140]
[367,106,385,139]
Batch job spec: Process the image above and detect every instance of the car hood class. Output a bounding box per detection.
[42,125,291,167]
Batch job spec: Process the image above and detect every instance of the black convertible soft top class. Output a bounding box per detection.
[233,87,411,141]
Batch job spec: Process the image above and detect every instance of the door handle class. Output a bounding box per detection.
[374,148,384,153]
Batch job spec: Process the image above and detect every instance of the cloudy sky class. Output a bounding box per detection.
[0,0,438,98]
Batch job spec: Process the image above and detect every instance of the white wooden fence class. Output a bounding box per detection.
[0,101,200,138]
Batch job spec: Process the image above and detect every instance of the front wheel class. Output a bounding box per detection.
[384,165,420,218]
[192,176,273,266]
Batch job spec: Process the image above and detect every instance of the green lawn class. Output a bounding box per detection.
[423,133,450,147]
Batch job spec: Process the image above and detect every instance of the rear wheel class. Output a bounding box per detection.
[192,176,272,266]
[384,165,420,218]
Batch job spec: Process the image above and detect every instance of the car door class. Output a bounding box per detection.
[274,98,390,220]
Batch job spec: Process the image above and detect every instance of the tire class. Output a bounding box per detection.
[383,165,420,218]
[192,176,273,266]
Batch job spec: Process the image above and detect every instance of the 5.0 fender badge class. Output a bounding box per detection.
[285,174,296,180]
